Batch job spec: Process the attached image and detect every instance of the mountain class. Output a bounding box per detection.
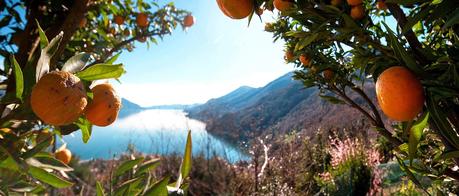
[118,98,144,118]
[186,72,380,142]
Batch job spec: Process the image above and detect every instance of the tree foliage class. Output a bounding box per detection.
[223,0,459,192]
[0,0,193,194]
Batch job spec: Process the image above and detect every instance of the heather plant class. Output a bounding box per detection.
[317,136,382,195]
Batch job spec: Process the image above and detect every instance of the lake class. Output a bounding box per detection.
[63,109,249,163]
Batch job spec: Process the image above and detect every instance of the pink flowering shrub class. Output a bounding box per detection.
[317,137,382,195]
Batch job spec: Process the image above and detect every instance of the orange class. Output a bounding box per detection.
[274,0,294,12]
[350,5,365,20]
[55,149,72,164]
[216,0,253,19]
[375,66,425,121]
[123,28,130,36]
[85,84,121,127]
[331,0,342,6]
[299,54,310,66]
[376,1,387,10]
[136,13,149,28]
[114,15,124,25]
[184,14,195,27]
[285,50,294,62]
[323,69,334,80]
[31,71,87,126]
[347,0,362,6]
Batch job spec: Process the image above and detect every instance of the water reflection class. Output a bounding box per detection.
[63,109,248,163]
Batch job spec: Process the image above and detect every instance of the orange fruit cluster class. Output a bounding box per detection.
[31,71,121,127]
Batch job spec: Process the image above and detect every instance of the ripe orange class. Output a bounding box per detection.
[375,66,425,121]
[347,0,362,6]
[285,50,294,62]
[376,1,387,10]
[216,0,253,19]
[136,13,149,28]
[299,54,311,66]
[114,15,124,25]
[331,0,342,6]
[85,84,121,127]
[350,5,365,20]
[55,149,72,164]
[31,71,87,126]
[274,0,294,12]
[323,69,334,80]
[184,14,195,27]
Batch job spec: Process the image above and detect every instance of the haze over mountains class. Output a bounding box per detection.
[121,72,381,142]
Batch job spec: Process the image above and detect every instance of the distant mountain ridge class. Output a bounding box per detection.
[186,72,379,142]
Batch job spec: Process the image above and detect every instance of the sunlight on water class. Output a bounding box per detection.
[63,109,248,163]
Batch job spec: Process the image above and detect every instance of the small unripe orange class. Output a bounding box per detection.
[55,149,72,164]
[85,84,121,127]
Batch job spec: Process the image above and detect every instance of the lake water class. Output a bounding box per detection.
[63,109,249,163]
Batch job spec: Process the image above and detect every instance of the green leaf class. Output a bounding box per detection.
[36,32,63,82]
[136,158,160,176]
[0,157,20,171]
[26,157,73,172]
[28,166,73,188]
[21,135,52,159]
[114,157,144,177]
[96,181,105,196]
[75,117,92,143]
[408,112,429,164]
[295,34,318,51]
[319,95,345,104]
[443,8,459,29]
[62,53,90,73]
[10,55,23,101]
[144,176,170,196]
[436,150,459,161]
[402,6,432,34]
[114,177,143,196]
[175,130,192,188]
[35,20,49,49]
[106,53,121,64]
[76,64,125,81]
[426,93,459,149]
[382,22,424,76]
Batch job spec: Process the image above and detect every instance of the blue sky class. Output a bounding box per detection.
[113,0,291,106]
